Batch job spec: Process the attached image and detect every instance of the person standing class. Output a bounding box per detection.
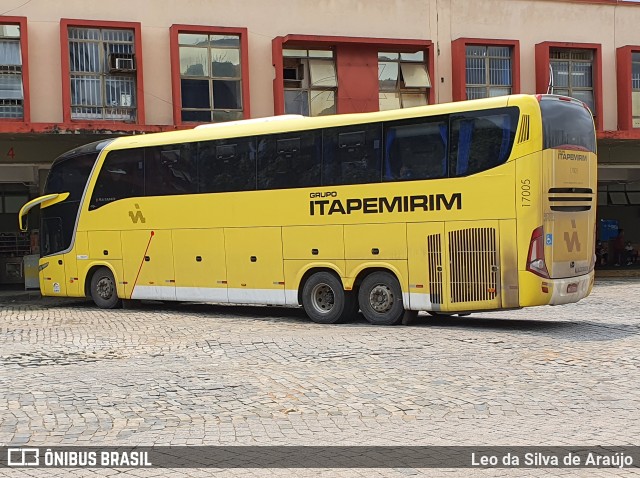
[613,228,625,266]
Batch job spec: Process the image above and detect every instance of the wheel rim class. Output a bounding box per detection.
[96,276,114,300]
[369,284,394,313]
[311,283,335,314]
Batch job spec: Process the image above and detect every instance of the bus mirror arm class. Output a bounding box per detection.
[18,192,70,232]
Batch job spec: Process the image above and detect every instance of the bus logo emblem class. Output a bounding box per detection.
[128,204,146,224]
[563,220,581,252]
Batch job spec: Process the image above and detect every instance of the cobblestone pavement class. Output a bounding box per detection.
[1,279,639,477]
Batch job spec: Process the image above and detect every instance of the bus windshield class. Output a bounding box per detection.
[540,96,596,153]
[41,140,112,256]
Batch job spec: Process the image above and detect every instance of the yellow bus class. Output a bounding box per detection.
[19,94,596,325]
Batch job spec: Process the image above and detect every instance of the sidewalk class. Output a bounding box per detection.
[595,263,640,278]
[0,285,42,303]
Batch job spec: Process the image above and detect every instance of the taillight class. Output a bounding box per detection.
[527,226,549,278]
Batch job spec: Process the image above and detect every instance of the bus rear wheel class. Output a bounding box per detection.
[358,271,404,325]
[302,272,356,324]
[90,267,121,309]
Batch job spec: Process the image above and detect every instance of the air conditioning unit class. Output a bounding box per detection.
[109,53,136,73]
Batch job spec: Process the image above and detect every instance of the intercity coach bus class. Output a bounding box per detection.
[19,94,596,325]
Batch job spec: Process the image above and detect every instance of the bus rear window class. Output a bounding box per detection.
[540,98,596,153]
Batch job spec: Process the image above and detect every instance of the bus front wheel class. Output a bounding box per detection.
[358,271,404,325]
[302,272,356,324]
[90,267,121,309]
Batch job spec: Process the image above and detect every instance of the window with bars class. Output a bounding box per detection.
[68,27,136,122]
[179,33,243,123]
[378,51,430,111]
[0,24,23,119]
[632,52,640,128]
[549,48,595,115]
[283,49,337,117]
[465,45,512,100]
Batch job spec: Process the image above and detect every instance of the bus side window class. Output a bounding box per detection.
[89,149,144,209]
[145,144,197,196]
[449,107,518,177]
[383,117,448,182]
[198,137,257,193]
[257,130,321,190]
[322,124,382,186]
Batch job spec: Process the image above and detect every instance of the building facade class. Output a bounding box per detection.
[0,0,639,284]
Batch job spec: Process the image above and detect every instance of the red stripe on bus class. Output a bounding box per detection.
[131,231,155,297]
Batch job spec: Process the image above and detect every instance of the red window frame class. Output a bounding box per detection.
[451,38,520,102]
[272,35,434,115]
[535,41,603,131]
[0,16,30,125]
[169,24,250,125]
[616,45,640,132]
[60,18,145,127]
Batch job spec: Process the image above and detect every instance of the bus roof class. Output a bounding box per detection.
[106,94,538,151]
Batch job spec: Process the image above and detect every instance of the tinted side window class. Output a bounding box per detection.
[322,124,382,185]
[449,106,518,177]
[258,131,321,190]
[145,144,197,196]
[383,117,448,182]
[198,137,257,193]
[89,149,144,210]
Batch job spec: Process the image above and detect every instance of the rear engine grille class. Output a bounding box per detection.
[427,233,443,304]
[448,227,498,303]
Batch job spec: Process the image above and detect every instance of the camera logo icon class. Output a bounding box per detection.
[7,448,39,466]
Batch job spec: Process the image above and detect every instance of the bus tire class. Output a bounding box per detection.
[302,272,355,324]
[358,271,404,325]
[90,267,121,309]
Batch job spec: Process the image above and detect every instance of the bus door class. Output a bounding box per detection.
[542,149,596,279]
[40,217,68,297]
[444,221,502,311]
[122,229,176,300]
[40,257,67,296]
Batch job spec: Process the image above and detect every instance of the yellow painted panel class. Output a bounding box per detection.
[282,225,344,259]
[406,222,447,309]
[72,231,90,296]
[63,252,81,297]
[344,223,407,260]
[88,231,122,259]
[173,229,227,288]
[519,271,549,307]
[40,254,67,297]
[515,152,543,274]
[499,219,519,309]
[542,150,597,278]
[224,227,285,291]
[122,230,175,298]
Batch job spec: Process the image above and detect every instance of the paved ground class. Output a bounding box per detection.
[1,279,639,477]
